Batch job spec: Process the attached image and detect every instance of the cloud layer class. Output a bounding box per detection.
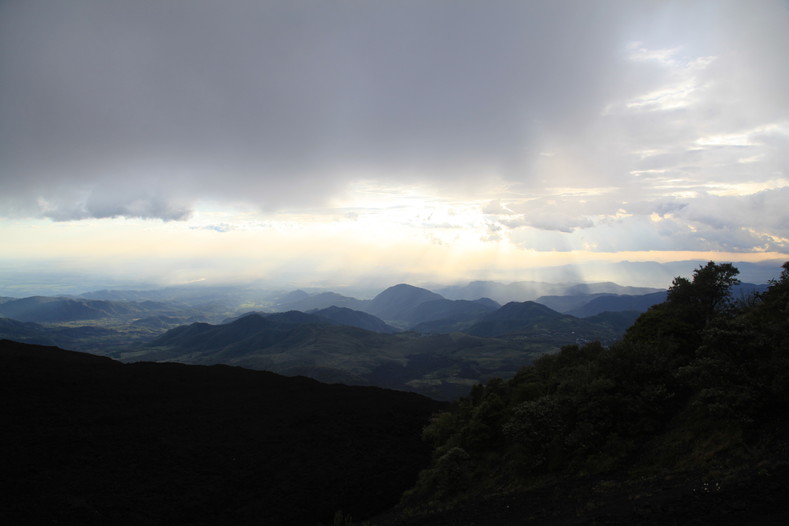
[1,0,788,255]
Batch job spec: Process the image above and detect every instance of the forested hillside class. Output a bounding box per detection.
[387,262,789,525]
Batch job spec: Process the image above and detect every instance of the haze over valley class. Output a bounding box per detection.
[0,267,775,399]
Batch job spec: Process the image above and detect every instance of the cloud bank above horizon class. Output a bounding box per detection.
[1,0,788,285]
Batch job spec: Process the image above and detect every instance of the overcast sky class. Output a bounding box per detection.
[1,0,788,290]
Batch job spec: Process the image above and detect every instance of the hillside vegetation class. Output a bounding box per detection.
[390,262,789,524]
[129,315,554,400]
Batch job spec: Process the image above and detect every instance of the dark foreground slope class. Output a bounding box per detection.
[375,466,789,526]
[0,339,445,526]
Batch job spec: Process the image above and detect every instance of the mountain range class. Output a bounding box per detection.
[437,280,661,304]
[67,278,667,314]
[273,290,370,312]
[127,283,667,398]
[1,278,770,399]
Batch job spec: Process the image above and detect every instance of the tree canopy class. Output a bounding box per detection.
[405,262,789,509]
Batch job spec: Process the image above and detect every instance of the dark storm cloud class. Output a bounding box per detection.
[0,0,637,219]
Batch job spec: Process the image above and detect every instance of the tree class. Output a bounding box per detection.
[666,261,740,320]
[624,262,740,351]
[754,261,789,323]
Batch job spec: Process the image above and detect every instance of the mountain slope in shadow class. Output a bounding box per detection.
[312,305,400,333]
[0,339,444,525]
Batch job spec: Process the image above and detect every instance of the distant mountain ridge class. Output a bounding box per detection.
[275,291,370,312]
[438,280,662,304]
[134,297,632,399]
[3,263,771,361]
[567,291,668,317]
[273,285,502,330]
[365,284,445,323]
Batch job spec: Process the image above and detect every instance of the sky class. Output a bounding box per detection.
[1,0,788,292]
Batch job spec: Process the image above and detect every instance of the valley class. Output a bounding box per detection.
[0,279,670,399]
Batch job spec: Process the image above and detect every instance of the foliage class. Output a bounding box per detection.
[623,261,740,353]
[407,262,789,505]
[333,510,353,526]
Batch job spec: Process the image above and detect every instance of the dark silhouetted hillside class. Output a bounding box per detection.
[0,339,444,525]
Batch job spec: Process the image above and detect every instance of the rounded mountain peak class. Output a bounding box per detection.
[366,284,444,322]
